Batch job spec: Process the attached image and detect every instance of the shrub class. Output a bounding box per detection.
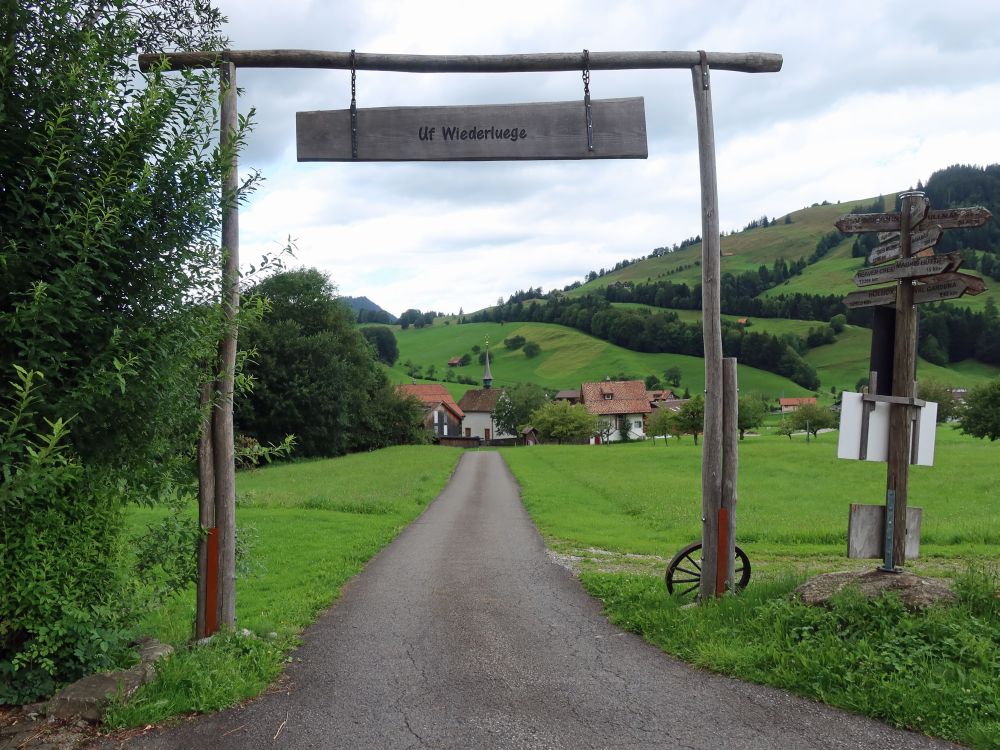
[0,369,135,703]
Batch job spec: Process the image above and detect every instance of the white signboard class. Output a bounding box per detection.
[837,392,937,466]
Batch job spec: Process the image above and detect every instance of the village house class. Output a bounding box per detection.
[779,397,817,413]
[396,383,464,438]
[457,350,516,442]
[580,379,652,443]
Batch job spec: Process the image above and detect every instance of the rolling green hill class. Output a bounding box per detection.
[390,322,815,398]
[567,193,999,311]
[385,319,997,399]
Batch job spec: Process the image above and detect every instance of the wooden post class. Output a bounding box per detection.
[212,61,239,628]
[884,191,921,570]
[721,357,738,592]
[195,381,216,639]
[692,54,724,600]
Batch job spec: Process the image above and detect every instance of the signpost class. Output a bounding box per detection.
[297,98,648,161]
[837,193,991,571]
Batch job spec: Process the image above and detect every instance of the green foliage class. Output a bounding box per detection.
[504,334,526,350]
[737,394,767,438]
[916,379,958,423]
[959,378,1000,441]
[522,341,541,358]
[360,326,399,366]
[646,408,675,443]
[491,383,547,437]
[674,395,704,444]
[0,368,134,703]
[1,1,240,702]
[0,1,243,485]
[237,269,417,457]
[530,400,597,443]
[789,403,836,437]
[664,366,683,387]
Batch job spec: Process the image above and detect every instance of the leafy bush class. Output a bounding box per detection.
[503,335,526,350]
[0,369,135,703]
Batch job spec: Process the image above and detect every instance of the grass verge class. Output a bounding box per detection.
[104,446,461,728]
[579,568,1000,749]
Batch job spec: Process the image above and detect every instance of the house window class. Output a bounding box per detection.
[443,424,448,436]
[465,428,471,437]
[604,393,613,400]
[633,420,642,430]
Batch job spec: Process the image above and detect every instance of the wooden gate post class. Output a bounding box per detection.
[692,53,725,600]
[212,60,240,629]
[720,357,739,593]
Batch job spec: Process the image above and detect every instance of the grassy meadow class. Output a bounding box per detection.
[500,427,1000,567]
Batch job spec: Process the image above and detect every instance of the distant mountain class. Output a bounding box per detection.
[344,296,397,324]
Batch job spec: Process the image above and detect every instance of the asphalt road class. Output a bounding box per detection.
[102,451,958,749]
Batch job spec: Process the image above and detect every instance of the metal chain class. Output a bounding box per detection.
[349,49,358,158]
[582,49,593,152]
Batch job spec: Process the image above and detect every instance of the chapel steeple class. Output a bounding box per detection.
[482,342,493,389]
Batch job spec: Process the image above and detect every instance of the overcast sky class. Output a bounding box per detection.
[211,0,1000,317]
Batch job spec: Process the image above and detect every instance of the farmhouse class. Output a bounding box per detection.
[580,379,652,443]
[779,397,817,413]
[396,383,464,437]
[456,350,516,442]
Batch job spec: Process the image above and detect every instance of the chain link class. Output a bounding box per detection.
[582,49,593,152]
[349,49,358,158]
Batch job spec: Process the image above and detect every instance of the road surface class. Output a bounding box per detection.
[102,451,957,749]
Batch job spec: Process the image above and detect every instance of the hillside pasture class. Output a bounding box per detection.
[393,321,814,396]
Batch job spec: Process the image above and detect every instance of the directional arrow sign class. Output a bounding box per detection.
[853,251,962,287]
[843,270,986,307]
[844,286,896,309]
[835,196,929,233]
[868,226,943,265]
[920,206,992,230]
[919,271,987,296]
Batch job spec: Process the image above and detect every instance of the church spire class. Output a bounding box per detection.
[482,340,493,388]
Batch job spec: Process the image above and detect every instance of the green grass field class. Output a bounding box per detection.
[500,427,1000,564]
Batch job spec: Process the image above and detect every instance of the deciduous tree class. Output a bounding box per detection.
[959,378,1000,441]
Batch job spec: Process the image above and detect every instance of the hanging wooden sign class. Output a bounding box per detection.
[297,97,647,162]
[853,251,961,286]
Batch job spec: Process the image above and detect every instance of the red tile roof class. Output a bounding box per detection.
[397,384,465,419]
[457,387,505,413]
[779,397,816,407]
[580,380,652,416]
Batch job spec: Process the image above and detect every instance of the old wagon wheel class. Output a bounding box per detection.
[664,542,751,599]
